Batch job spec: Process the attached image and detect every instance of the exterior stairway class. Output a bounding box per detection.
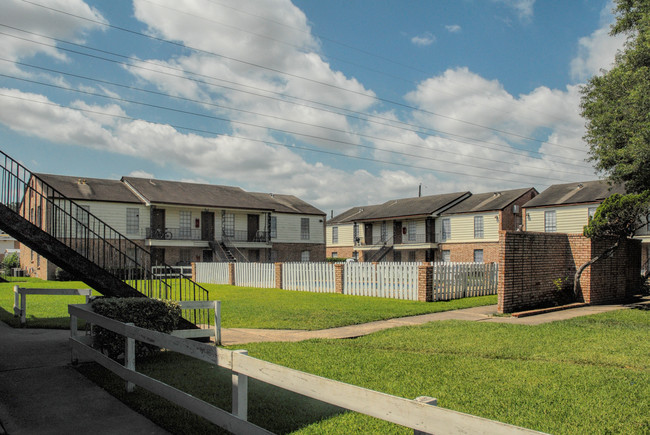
[0,150,210,326]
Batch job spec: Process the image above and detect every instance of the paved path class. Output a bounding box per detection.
[220,301,641,345]
[0,321,169,435]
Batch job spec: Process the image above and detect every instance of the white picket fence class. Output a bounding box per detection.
[234,263,275,288]
[431,262,499,301]
[283,262,336,293]
[195,262,230,284]
[344,262,420,300]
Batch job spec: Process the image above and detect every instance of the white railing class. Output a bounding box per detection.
[195,262,230,284]
[283,262,336,293]
[13,286,92,325]
[151,265,192,279]
[344,262,419,300]
[234,263,275,288]
[431,262,499,301]
[68,304,543,435]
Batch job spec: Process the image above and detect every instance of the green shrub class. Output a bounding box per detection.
[325,257,347,262]
[54,267,77,281]
[91,298,181,360]
[2,252,19,275]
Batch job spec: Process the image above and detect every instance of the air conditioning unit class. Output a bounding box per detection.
[512,204,520,214]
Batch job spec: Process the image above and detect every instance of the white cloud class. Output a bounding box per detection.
[411,32,436,46]
[129,170,155,179]
[570,14,625,81]
[492,0,535,20]
[0,0,106,75]
[445,25,461,33]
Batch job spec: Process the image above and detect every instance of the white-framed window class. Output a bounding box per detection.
[332,226,339,243]
[544,210,557,232]
[473,249,484,263]
[441,218,451,241]
[442,250,451,262]
[179,211,191,238]
[331,251,338,258]
[223,212,235,237]
[408,221,416,241]
[381,221,387,242]
[270,216,277,238]
[301,250,310,262]
[126,208,139,235]
[474,216,484,239]
[588,206,597,222]
[301,218,310,240]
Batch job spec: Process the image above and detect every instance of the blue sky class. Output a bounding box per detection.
[0,0,626,215]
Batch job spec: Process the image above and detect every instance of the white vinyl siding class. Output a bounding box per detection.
[275,215,325,243]
[438,212,498,243]
[54,200,148,239]
[525,204,599,233]
[327,223,355,247]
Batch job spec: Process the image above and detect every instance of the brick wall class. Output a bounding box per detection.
[439,242,499,263]
[272,243,326,262]
[326,245,356,259]
[498,231,641,313]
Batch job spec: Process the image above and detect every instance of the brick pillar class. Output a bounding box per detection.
[228,262,236,286]
[334,263,344,294]
[191,262,196,282]
[274,262,283,289]
[418,264,433,302]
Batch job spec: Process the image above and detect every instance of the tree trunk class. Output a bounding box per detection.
[573,239,620,301]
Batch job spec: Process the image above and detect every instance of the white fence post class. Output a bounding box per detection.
[232,349,249,421]
[125,322,136,393]
[214,300,222,346]
[414,396,438,435]
[70,313,78,365]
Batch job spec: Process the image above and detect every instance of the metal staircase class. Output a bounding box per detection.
[365,237,394,263]
[0,150,210,327]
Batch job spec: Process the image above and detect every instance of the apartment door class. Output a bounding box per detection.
[364,223,373,244]
[151,208,165,238]
[247,214,259,242]
[151,247,165,265]
[393,221,402,244]
[201,211,215,241]
[202,249,213,262]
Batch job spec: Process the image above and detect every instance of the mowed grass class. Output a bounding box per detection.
[78,308,650,434]
[0,278,497,330]
[0,278,96,328]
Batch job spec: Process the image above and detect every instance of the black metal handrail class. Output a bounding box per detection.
[0,150,210,327]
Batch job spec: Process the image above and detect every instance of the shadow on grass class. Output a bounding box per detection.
[0,306,76,329]
[77,350,346,435]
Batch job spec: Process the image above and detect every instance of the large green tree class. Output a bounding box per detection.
[581,0,650,194]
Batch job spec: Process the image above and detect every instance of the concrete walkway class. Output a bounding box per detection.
[0,321,169,435]
[220,300,643,345]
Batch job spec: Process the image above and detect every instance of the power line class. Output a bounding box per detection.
[0,72,591,182]
[0,91,579,188]
[0,26,591,164]
[0,59,592,174]
[18,0,586,149]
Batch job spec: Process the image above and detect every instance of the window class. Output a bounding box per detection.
[381,221,387,242]
[441,218,451,241]
[301,250,310,262]
[332,226,339,243]
[474,216,484,239]
[270,216,277,238]
[301,218,310,240]
[588,207,597,222]
[408,221,416,241]
[179,248,191,264]
[223,213,235,237]
[331,252,338,258]
[544,210,557,232]
[179,211,191,238]
[408,251,416,262]
[442,250,451,262]
[126,208,139,235]
[473,249,484,263]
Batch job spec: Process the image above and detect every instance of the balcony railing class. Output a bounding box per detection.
[145,227,202,241]
[398,234,433,244]
[357,233,435,246]
[222,230,269,243]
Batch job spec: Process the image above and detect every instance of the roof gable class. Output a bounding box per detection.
[345,191,471,221]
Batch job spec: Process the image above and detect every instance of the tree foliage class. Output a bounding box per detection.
[583,191,650,239]
[580,0,650,194]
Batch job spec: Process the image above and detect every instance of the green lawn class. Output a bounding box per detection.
[78,308,650,434]
[0,278,497,330]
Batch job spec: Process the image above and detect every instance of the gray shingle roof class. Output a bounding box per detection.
[523,180,626,208]
[442,187,537,214]
[335,192,470,222]
[247,192,325,216]
[36,173,142,204]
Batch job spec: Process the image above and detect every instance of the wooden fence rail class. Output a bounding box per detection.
[68,304,544,435]
[14,286,92,325]
[431,262,499,301]
[283,262,336,293]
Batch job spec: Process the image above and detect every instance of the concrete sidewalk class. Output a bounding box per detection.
[220,301,642,345]
[0,321,169,435]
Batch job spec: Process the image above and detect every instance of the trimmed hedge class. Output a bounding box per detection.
[91,298,181,360]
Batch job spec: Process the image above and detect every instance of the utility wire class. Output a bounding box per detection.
[0,91,568,187]
[0,72,591,182]
[19,0,585,149]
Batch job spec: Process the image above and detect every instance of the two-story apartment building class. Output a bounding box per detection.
[20,174,326,279]
[438,187,537,262]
